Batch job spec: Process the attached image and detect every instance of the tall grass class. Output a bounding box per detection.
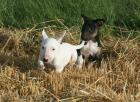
[0,0,140,29]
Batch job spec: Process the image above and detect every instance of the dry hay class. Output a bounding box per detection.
[0,27,140,102]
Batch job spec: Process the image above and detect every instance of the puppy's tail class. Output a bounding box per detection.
[74,41,85,49]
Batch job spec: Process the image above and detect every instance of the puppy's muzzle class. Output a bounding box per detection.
[43,58,48,63]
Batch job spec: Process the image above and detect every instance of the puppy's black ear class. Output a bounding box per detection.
[81,14,91,23]
[94,19,105,27]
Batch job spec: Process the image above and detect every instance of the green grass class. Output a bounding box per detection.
[0,0,140,29]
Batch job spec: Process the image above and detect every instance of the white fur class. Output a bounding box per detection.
[38,30,85,73]
[77,40,101,68]
[81,40,101,57]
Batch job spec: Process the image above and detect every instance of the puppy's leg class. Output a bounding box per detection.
[38,58,45,69]
[76,49,84,69]
[70,50,78,68]
[77,55,84,69]
[55,65,64,73]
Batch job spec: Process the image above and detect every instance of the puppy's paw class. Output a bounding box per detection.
[76,64,83,69]
[38,60,45,69]
[55,67,64,73]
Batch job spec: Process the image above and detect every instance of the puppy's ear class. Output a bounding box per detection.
[42,29,48,39]
[58,30,66,43]
[81,14,91,23]
[94,19,105,27]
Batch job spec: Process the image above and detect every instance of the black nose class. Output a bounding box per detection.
[43,58,48,62]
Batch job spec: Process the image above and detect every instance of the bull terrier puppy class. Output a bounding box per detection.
[38,30,85,73]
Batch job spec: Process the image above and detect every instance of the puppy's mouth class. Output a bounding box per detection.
[43,58,49,64]
[43,61,48,64]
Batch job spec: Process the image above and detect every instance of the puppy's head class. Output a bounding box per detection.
[40,30,66,64]
[81,14,105,41]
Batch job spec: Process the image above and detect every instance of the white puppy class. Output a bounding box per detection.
[38,30,85,73]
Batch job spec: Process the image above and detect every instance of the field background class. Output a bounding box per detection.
[0,0,140,102]
[0,0,140,29]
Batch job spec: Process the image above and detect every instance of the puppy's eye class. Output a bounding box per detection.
[52,48,55,51]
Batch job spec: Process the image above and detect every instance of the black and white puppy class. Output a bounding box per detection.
[77,15,105,68]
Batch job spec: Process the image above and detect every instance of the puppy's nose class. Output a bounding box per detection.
[43,58,48,62]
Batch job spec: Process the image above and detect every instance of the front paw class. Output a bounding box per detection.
[77,64,83,69]
[38,60,45,70]
[41,66,45,70]
[37,65,45,70]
